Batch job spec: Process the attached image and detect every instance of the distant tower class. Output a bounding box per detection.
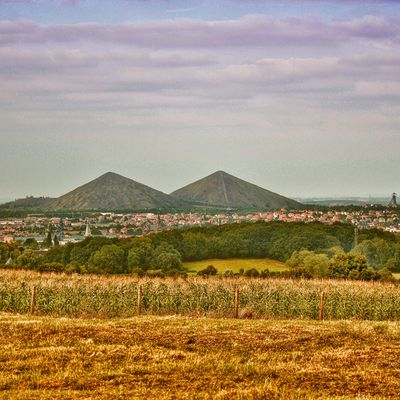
[388,193,397,208]
[84,220,92,238]
[353,227,359,249]
[58,218,65,242]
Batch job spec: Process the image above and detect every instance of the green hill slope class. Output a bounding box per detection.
[171,170,302,210]
[47,172,182,211]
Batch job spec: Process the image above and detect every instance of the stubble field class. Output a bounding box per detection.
[0,314,399,399]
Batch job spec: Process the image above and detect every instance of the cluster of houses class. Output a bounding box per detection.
[0,209,399,245]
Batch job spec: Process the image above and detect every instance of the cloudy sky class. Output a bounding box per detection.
[0,0,399,200]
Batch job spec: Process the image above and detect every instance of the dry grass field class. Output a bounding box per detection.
[0,314,399,399]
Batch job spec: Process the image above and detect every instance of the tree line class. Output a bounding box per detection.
[0,221,399,279]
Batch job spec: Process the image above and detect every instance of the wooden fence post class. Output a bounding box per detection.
[137,284,143,316]
[234,288,240,319]
[30,286,37,315]
[319,292,325,321]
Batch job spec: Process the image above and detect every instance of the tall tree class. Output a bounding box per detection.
[328,254,378,280]
[89,244,126,274]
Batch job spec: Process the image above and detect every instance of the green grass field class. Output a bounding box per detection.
[183,258,288,274]
[0,314,399,399]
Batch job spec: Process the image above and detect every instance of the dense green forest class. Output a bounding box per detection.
[1,222,399,279]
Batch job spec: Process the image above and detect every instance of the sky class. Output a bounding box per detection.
[0,0,399,200]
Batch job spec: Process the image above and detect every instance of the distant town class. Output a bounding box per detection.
[1,171,398,246]
[1,208,399,246]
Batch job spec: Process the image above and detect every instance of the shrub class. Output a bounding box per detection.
[65,262,84,274]
[286,250,329,278]
[260,269,281,278]
[146,269,165,278]
[131,267,145,277]
[37,263,64,273]
[328,254,379,281]
[198,265,218,276]
[165,268,187,277]
[378,268,396,282]
[281,268,313,279]
[244,268,260,278]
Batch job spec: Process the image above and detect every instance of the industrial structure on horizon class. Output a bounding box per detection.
[389,193,398,208]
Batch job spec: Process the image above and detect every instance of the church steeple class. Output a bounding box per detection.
[84,220,92,238]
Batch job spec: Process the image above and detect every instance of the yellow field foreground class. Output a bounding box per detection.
[0,314,399,399]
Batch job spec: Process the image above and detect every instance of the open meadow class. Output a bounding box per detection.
[183,258,287,274]
[0,314,399,399]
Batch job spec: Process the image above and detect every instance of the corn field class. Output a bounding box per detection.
[0,269,399,320]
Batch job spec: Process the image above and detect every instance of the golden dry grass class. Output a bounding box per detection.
[0,314,399,399]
